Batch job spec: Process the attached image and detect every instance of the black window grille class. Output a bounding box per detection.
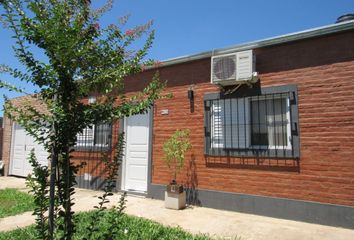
[204,85,299,159]
[75,123,112,151]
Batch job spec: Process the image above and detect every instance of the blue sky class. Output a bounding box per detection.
[0,0,353,117]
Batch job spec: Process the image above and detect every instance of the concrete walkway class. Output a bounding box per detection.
[1,177,354,240]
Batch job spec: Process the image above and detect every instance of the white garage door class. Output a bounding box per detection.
[10,123,49,177]
[123,111,150,193]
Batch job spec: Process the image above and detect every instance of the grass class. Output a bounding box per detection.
[0,191,242,239]
[0,188,35,218]
[0,210,213,240]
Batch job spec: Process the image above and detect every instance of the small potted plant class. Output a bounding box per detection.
[163,129,192,210]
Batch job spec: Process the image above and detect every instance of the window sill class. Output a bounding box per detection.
[205,148,299,159]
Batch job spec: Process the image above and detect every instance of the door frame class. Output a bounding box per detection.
[120,109,153,194]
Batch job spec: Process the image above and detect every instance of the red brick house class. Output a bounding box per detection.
[2,19,354,228]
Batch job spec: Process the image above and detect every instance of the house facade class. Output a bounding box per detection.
[2,20,354,228]
[0,117,3,160]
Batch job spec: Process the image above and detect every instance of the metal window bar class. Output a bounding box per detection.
[281,95,286,157]
[236,98,239,149]
[205,92,297,159]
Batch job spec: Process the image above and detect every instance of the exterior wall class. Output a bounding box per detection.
[73,121,120,189]
[1,94,121,188]
[2,116,12,176]
[1,29,353,209]
[1,93,121,183]
[0,118,3,160]
[1,95,51,176]
[126,30,354,207]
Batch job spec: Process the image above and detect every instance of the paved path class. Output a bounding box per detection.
[1,176,354,240]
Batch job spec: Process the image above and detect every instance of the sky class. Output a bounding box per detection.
[0,0,353,117]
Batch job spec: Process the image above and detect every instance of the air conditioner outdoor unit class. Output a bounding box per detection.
[211,50,258,86]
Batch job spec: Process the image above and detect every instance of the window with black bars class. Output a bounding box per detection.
[204,87,299,159]
[75,123,112,151]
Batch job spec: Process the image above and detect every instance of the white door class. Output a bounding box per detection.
[123,112,150,192]
[11,123,48,177]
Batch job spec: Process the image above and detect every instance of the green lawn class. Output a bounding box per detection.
[0,210,212,240]
[0,190,241,240]
[0,188,35,218]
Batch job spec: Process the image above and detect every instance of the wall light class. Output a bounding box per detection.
[188,86,194,113]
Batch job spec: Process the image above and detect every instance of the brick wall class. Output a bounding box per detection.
[0,117,3,160]
[125,30,354,207]
[72,121,120,178]
[2,29,353,207]
[2,116,12,176]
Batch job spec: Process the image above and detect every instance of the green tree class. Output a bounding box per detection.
[0,0,165,239]
[163,129,192,184]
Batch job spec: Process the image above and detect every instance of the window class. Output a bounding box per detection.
[88,96,96,104]
[211,98,250,149]
[250,95,291,149]
[76,123,112,150]
[204,85,299,158]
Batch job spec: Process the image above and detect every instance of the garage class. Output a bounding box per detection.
[10,123,48,177]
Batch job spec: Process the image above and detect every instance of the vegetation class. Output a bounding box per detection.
[82,133,126,240]
[163,129,192,184]
[26,149,51,237]
[0,0,167,239]
[0,188,35,218]
[0,211,211,240]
